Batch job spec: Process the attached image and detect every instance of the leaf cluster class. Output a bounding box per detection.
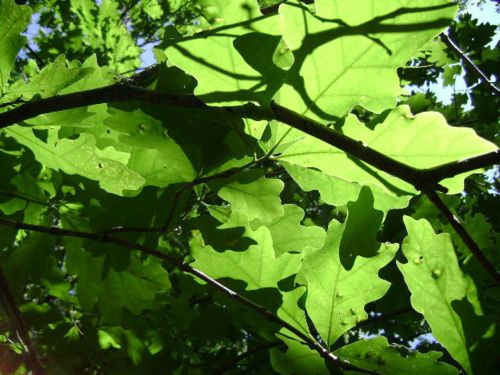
[0,1,498,374]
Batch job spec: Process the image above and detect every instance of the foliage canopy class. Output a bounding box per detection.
[0,0,498,374]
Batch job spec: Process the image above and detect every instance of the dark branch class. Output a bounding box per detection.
[269,101,443,191]
[425,190,500,284]
[423,151,500,182]
[0,84,208,128]
[0,267,46,375]
[0,78,497,194]
[0,217,378,374]
[440,33,500,96]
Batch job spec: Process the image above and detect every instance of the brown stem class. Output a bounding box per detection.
[425,190,500,284]
[439,33,500,96]
[0,217,378,374]
[0,267,46,375]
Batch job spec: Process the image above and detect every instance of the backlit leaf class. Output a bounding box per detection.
[398,216,481,374]
[300,219,397,346]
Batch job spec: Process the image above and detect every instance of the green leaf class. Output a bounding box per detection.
[6,55,97,100]
[420,38,454,67]
[143,0,163,19]
[397,216,480,374]
[299,219,397,346]
[270,333,329,375]
[187,215,256,252]
[216,170,284,226]
[191,211,302,290]
[339,186,384,269]
[277,286,309,337]
[65,238,171,323]
[267,204,326,257]
[282,161,411,215]
[447,213,496,260]
[97,326,147,365]
[277,0,457,119]
[24,107,97,128]
[0,0,31,91]
[0,172,48,223]
[70,0,141,71]
[4,127,145,195]
[22,55,117,130]
[122,133,196,187]
[279,106,498,196]
[3,233,56,295]
[165,0,287,105]
[335,336,459,375]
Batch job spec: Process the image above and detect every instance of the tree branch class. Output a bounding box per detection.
[422,151,499,182]
[425,190,500,284]
[0,81,272,129]
[269,101,439,191]
[0,217,378,375]
[0,83,213,128]
[0,267,46,375]
[439,33,500,96]
[1,82,496,194]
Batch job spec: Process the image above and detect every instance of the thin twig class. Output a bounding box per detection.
[0,267,46,375]
[0,217,379,374]
[440,33,500,95]
[425,190,500,284]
